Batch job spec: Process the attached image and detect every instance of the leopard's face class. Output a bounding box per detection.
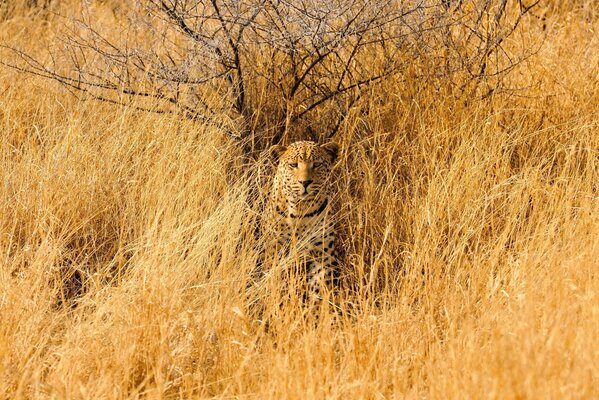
[271,141,339,203]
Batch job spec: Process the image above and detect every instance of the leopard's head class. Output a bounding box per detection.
[270,141,339,203]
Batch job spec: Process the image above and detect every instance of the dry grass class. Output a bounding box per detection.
[1,1,598,399]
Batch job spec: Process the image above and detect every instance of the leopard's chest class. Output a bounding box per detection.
[274,213,334,252]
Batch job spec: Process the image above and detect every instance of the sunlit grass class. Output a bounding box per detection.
[0,1,597,399]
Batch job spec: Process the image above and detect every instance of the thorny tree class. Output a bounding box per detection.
[2,0,542,151]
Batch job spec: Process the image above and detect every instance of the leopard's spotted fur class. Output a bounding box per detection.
[254,140,341,303]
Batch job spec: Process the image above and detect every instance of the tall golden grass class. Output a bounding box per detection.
[0,1,597,398]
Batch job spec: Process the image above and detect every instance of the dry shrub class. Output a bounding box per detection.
[0,1,597,399]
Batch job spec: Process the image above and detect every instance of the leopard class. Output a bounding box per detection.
[251,140,342,307]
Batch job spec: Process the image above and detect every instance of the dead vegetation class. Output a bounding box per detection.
[0,0,597,398]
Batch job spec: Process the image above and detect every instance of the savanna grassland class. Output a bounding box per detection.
[0,0,597,398]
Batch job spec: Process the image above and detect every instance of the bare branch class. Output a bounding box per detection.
[1,0,542,150]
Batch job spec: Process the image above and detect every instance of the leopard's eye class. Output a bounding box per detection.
[313,162,322,168]
[289,162,298,168]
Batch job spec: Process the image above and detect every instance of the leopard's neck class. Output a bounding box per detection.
[277,196,329,221]
[272,187,329,222]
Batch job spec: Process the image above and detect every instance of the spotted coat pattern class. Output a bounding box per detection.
[257,140,341,301]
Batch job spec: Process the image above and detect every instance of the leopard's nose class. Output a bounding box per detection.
[299,180,313,189]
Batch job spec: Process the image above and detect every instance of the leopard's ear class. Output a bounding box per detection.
[321,142,339,162]
[269,144,287,161]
